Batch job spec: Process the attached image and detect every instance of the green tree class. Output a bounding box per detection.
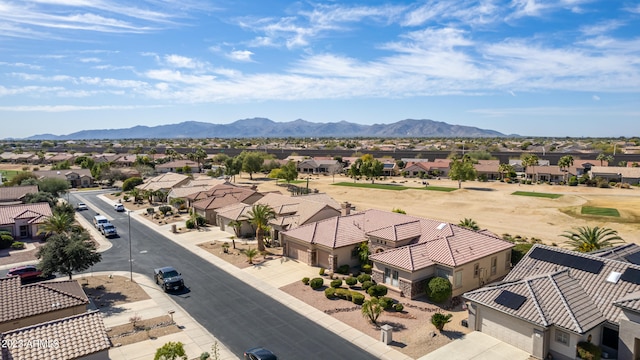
[560,226,624,252]
[23,191,57,207]
[521,153,539,182]
[243,204,276,252]
[8,171,37,186]
[224,157,242,182]
[357,241,370,265]
[498,163,514,180]
[36,232,102,280]
[426,277,452,303]
[458,218,479,231]
[123,177,143,191]
[596,152,614,166]
[38,177,70,197]
[558,155,574,184]
[449,155,477,189]
[280,160,298,183]
[38,211,81,237]
[242,247,259,264]
[357,154,383,183]
[241,152,264,180]
[188,147,208,173]
[361,297,384,325]
[431,312,453,332]
[154,341,188,360]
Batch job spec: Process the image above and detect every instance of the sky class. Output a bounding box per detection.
[1,0,639,139]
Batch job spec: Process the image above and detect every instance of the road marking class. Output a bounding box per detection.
[140,250,148,254]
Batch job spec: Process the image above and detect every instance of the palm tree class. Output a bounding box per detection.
[558,155,574,184]
[560,226,624,252]
[431,312,453,332]
[243,247,259,264]
[129,188,142,204]
[521,154,539,183]
[38,212,81,237]
[458,218,480,231]
[227,220,242,249]
[243,204,276,252]
[498,163,514,181]
[596,153,614,166]
[361,297,383,325]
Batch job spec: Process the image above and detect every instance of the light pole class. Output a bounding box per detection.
[128,210,133,282]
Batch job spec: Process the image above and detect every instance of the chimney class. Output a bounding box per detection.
[341,202,351,216]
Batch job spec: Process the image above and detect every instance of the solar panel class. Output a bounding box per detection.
[495,290,527,310]
[625,252,640,266]
[529,247,604,274]
[620,268,640,285]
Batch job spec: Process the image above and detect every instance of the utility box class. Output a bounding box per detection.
[171,224,177,233]
[380,324,393,344]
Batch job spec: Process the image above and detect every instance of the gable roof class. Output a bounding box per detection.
[0,203,52,226]
[0,277,89,324]
[0,185,39,203]
[0,311,110,360]
[464,244,640,332]
[136,172,190,191]
[192,188,257,211]
[590,243,640,264]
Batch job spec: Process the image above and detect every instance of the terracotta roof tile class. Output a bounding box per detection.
[0,203,52,227]
[0,186,39,202]
[1,311,110,360]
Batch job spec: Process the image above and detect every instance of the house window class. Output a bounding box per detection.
[454,271,463,288]
[491,257,497,275]
[437,268,451,279]
[392,270,399,287]
[555,330,570,346]
[505,251,511,270]
[351,247,359,259]
[473,263,479,278]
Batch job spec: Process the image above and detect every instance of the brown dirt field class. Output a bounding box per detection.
[250,174,640,246]
[107,315,181,347]
[197,241,284,269]
[280,279,470,359]
[79,275,151,307]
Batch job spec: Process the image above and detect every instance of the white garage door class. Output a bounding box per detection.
[287,242,308,263]
[317,249,331,269]
[480,308,534,353]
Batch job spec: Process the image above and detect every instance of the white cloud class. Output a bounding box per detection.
[580,20,624,36]
[592,95,600,101]
[0,104,166,112]
[226,50,254,62]
[163,54,208,70]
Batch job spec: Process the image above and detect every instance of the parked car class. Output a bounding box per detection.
[244,348,277,360]
[153,266,184,292]
[100,223,117,238]
[76,202,88,211]
[93,215,109,229]
[114,203,125,212]
[6,265,42,280]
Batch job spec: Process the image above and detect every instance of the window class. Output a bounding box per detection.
[505,252,512,270]
[392,270,399,287]
[555,330,570,346]
[437,268,451,279]
[491,256,497,275]
[454,271,463,288]
[384,268,391,285]
[474,263,479,278]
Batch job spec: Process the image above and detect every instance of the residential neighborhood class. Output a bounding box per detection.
[1,144,639,360]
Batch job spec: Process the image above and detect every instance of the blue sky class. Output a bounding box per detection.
[1,0,639,138]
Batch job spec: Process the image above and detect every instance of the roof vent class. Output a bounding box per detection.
[606,271,622,284]
[437,223,447,230]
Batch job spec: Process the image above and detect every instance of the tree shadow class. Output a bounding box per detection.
[466,187,496,192]
[440,329,465,340]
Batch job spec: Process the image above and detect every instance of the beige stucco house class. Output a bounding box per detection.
[464,244,640,360]
[0,202,52,239]
[282,208,514,299]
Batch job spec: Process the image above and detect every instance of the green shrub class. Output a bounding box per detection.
[158,205,172,215]
[367,284,388,297]
[336,264,350,274]
[378,296,394,310]
[324,287,336,299]
[426,277,452,304]
[362,264,372,274]
[576,341,602,360]
[335,288,352,300]
[319,267,325,275]
[146,207,155,215]
[301,277,310,285]
[309,277,324,290]
[185,219,196,229]
[351,292,365,305]
[357,273,371,283]
[431,312,453,331]
[10,241,25,250]
[361,280,374,291]
[122,177,143,191]
[512,243,534,266]
[330,279,343,288]
[0,231,15,249]
[393,303,404,312]
[345,277,358,287]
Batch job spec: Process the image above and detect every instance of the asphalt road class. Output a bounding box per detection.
[71,191,378,360]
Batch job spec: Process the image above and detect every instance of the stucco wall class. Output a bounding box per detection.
[619,311,640,360]
[0,306,87,333]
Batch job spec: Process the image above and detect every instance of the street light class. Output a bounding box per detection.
[128,210,133,282]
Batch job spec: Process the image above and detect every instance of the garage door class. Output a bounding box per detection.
[317,249,331,269]
[480,308,533,353]
[287,242,308,263]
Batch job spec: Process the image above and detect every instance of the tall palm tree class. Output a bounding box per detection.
[498,163,514,181]
[560,226,624,252]
[558,155,574,184]
[458,218,480,231]
[38,212,81,237]
[521,154,539,183]
[243,204,276,252]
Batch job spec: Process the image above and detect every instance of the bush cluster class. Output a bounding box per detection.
[345,277,358,287]
[393,303,404,312]
[324,287,336,299]
[330,279,343,288]
[361,264,372,274]
[10,241,25,250]
[367,284,388,297]
[351,292,365,305]
[336,264,350,274]
[357,273,371,283]
[309,277,324,290]
[426,277,452,304]
[378,296,394,310]
[301,277,310,285]
[576,341,601,360]
[361,280,374,291]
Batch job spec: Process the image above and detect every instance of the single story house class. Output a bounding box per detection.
[403,160,451,178]
[282,208,514,299]
[296,159,342,175]
[0,185,39,206]
[474,160,500,180]
[33,169,94,188]
[192,184,263,225]
[136,172,191,193]
[464,244,640,360]
[156,160,200,174]
[0,202,52,239]
[590,166,640,185]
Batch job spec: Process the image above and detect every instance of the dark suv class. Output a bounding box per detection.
[154,266,184,292]
[244,348,277,360]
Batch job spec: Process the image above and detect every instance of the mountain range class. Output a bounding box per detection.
[26,118,509,140]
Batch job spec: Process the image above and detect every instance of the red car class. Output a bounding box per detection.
[6,265,43,280]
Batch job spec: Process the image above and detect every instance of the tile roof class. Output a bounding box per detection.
[0,203,52,226]
[591,166,640,178]
[0,277,89,324]
[33,169,93,180]
[590,243,640,263]
[0,311,110,360]
[464,244,640,332]
[136,172,190,191]
[0,186,39,202]
[192,189,255,211]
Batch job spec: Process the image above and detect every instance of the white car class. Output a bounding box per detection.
[114,204,125,212]
[76,203,88,211]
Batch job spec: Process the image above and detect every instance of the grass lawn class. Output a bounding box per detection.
[0,170,20,182]
[581,206,620,217]
[417,186,457,192]
[332,182,409,191]
[511,191,562,199]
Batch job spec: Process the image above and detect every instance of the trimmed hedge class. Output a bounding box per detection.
[309,277,324,290]
[335,288,352,300]
[336,264,350,275]
[361,280,374,291]
[362,264,372,274]
[367,284,388,297]
[426,277,452,304]
[393,303,404,312]
[351,292,365,305]
[357,273,371,283]
[324,287,336,299]
[301,277,310,285]
[345,277,358,287]
[378,296,394,310]
[330,279,343,288]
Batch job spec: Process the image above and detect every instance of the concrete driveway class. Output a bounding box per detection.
[417,331,532,360]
